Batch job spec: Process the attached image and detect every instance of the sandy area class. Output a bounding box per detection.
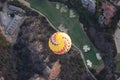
[18,0,30,7]
[114,27,120,54]
[0,25,13,43]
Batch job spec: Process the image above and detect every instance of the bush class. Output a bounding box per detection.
[0,6,2,11]
[0,0,6,3]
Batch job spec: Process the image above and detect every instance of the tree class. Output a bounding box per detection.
[10,13,15,17]
[0,7,2,11]
[0,0,6,3]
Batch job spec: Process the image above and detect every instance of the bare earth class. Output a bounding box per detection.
[114,27,120,54]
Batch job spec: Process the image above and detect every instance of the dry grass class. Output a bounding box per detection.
[49,59,61,80]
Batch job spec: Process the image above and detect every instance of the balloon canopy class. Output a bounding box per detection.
[48,32,72,54]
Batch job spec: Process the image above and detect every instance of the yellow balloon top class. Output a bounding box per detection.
[49,32,72,54]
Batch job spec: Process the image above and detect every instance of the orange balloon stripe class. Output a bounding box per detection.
[53,40,67,54]
[50,33,58,46]
[53,33,57,41]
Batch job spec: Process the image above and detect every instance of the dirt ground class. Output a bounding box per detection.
[114,27,120,54]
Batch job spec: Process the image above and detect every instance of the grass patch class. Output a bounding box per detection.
[116,54,120,73]
[0,33,9,48]
[29,0,102,68]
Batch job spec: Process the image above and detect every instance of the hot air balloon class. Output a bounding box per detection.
[48,32,72,55]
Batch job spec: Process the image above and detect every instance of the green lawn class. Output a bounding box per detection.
[116,54,120,73]
[29,0,102,68]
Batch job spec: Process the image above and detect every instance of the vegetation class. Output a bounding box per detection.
[13,15,90,80]
[0,32,9,48]
[8,0,39,16]
[29,0,102,68]
[0,32,16,80]
[0,6,2,11]
[10,13,15,17]
[116,54,120,73]
[0,0,6,3]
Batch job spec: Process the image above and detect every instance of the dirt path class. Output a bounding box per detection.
[18,0,30,7]
[114,27,120,54]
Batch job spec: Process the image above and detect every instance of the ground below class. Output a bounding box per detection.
[12,13,92,80]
